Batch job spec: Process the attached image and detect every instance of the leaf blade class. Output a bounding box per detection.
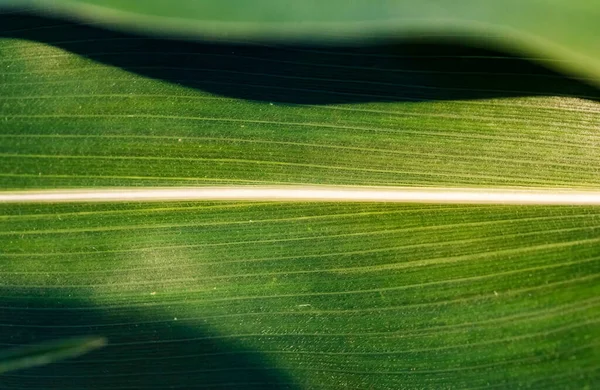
[0,10,599,390]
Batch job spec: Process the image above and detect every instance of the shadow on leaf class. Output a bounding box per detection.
[0,292,297,389]
[0,12,598,104]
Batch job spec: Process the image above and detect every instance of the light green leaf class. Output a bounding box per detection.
[0,9,599,390]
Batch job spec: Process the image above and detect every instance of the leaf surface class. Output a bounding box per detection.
[0,10,599,390]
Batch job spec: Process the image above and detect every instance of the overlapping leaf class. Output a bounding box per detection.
[3,0,600,84]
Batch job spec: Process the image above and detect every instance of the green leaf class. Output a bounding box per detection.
[2,0,600,85]
[1,9,599,390]
[0,337,106,374]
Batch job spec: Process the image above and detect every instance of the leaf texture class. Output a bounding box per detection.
[0,10,599,390]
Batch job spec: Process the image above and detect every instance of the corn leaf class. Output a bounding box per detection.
[0,7,599,390]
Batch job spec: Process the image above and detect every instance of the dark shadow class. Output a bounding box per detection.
[0,293,297,389]
[0,12,598,104]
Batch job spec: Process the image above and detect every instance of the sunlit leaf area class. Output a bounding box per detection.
[0,2,599,389]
